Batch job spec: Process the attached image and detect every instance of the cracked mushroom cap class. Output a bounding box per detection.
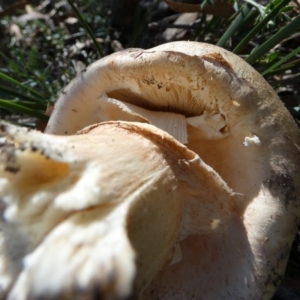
[0,41,299,300]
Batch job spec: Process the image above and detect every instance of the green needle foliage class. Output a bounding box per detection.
[0,99,48,120]
[0,72,45,101]
[66,0,104,58]
[245,14,300,65]
[217,3,252,48]
[233,0,291,54]
[262,46,300,76]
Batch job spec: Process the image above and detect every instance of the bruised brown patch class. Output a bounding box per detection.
[45,103,54,116]
[201,52,233,70]
[4,150,69,192]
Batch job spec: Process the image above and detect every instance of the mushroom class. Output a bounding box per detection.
[0,41,299,299]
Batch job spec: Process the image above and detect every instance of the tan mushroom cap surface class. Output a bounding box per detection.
[0,41,299,299]
[0,120,234,299]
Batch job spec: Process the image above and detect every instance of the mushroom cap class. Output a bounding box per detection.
[0,120,234,299]
[146,43,300,300]
[45,41,300,215]
[3,41,300,299]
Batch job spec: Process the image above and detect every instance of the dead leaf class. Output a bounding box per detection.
[14,11,49,23]
[164,0,234,19]
[0,0,28,18]
[162,13,198,42]
[9,24,22,41]
[45,103,54,116]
